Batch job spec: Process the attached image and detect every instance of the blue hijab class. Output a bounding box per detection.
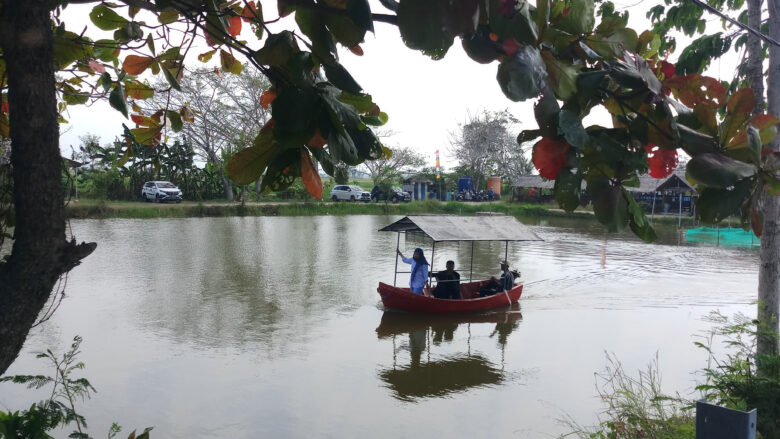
[411,248,429,279]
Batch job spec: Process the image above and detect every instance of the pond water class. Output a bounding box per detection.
[0,215,759,438]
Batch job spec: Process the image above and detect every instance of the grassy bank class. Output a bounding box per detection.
[64,199,701,229]
[65,199,596,219]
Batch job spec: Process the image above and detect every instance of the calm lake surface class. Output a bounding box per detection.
[0,215,759,438]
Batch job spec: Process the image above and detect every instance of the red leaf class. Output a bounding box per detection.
[122,55,155,75]
[131,114,145,125]
[0,102,8,114]
[301,149,323,199]
[260,89,276,109]
[533,138,570,180]
[349,45,364,56]
[644,144,678,179]
[307,130,327,148]
[489,33,499,42]
[660,60,675,79]
[241,1,257,22]
[88,59,106,74]
[502,38,521,56]
[752,208,763,237]
[227,16,242,37]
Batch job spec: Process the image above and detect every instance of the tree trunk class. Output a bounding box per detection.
[221,173,234,201]
[758,0,780,356]
[747,0,766,116]
[0,1,95,375]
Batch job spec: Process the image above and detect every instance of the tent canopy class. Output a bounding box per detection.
[378,215,543,242]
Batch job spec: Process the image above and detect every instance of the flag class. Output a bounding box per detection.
[435,149,440,179]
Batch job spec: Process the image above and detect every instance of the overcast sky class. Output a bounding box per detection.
[58,1,741,170]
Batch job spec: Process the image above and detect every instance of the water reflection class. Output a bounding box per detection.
[376,306,522,402]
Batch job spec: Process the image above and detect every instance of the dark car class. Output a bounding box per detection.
[371,185,412,203]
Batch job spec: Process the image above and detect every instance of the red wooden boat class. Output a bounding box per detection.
[377,215,540,314]
[377,280,523,313]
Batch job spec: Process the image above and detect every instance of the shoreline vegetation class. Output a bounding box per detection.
[64,199,698,227]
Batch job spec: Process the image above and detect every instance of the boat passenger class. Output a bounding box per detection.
[432,260,461,299]
[397,248,429,295]
[478,260,514,297]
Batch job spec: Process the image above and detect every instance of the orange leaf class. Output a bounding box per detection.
[88,59,106,74]
[241,1,257,22]
[664,74,725,109]
[644,144,678,179]
[131,114,145,125]
[727,114,780,149]
[301,149,323,199]
[260,89,276,109]
[227,16,242,36]
[307,130,328,148]
[721,88,755,144]
[0,102,8,114]
[349,45,364,56]
[122,55,155,75]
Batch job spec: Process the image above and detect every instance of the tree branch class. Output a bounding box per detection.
[690,0,780,47]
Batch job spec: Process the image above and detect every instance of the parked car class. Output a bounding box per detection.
[141,181,183,203]
[371,185,412,203]
[330,185,371,202]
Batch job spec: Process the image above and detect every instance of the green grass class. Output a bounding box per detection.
[65,198,595,219]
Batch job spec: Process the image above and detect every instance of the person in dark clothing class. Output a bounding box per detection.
[478,260,514,297]
[432,260,461,299]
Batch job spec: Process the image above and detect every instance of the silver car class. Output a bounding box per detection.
[330,185,371,202]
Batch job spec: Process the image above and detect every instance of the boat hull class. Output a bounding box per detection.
[377,280,523,313]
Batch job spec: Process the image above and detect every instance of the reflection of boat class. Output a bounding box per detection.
[377,281,523,313]
[379,354,503,402]
[376,305,523,338]
[377,215,542,313]
[685,226,759,247]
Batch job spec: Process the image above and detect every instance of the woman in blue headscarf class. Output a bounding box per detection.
[397,247,429,295]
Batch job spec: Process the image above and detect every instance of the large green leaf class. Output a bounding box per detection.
[497,46,547,102]
[295,8,337,64]
[554,0,594,35]
[554,167,582,212]
[272,87,320,146]
[397,0,463,57]
[260,148,301,193]
[686,153,757,189]
[585,28,638,59]
[254,31,299,66]
[557,109,587,149]
[625,189,657,243]
[323,61,362,94]
[90,4,128,31]
[53,31,91,69]
[540,51,579,102]
[587,175,628,232]
[488,0,537,45]
[696,178,755,224]
[227,126,275,184]
[108,83,128,118]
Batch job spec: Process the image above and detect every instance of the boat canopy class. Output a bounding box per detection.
[378,215,543,243]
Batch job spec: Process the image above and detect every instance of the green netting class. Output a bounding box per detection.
[685,227,760,247]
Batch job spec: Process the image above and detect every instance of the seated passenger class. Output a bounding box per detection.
[432,260,461,299]
[478,260,514,297]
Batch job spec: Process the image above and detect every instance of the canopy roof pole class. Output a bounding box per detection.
[504,241,508,263]
[469,241,475,283]
[393,232,401,286]
[429,241,436,286]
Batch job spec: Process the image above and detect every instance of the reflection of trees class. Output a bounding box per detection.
[376,308,522,402]
[380,354,503,402]
[133,216,382,353]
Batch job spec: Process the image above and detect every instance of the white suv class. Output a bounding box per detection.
[141,181,183,203]
[330,185,371,202]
